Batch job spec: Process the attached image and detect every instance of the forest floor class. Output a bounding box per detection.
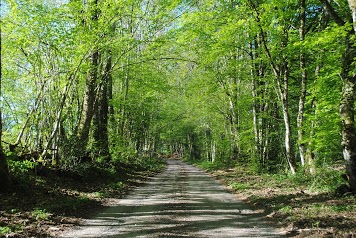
[0,158,165,237]
[200,163,356,238]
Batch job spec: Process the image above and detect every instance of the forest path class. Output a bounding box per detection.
[59,159,283,238]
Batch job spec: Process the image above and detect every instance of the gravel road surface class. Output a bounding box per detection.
[59,159,283,237]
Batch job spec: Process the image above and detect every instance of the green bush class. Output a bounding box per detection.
[0,226,12,235]
[135,156,165,172]
[31,209,51,221]
[308,169,345,192]
[8,160,36,176]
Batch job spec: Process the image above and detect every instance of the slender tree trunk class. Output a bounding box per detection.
[119,65,130,137]
[251,38,266,167]
[252,75,260,159]
[0,24,10,191]
[42,75,75,158]
[297,0,307,167]
[281,60,296,174]
[249,1,296,173]
[305,64,320,174]
[15,84,45,146]
[279,24,296,174]
[211,141,216,163]
[108,59,114,118]
[228,95,239,160]
[250,40,260,162]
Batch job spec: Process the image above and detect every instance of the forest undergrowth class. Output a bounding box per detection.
[0,157,165,237]
[191,160,356,238]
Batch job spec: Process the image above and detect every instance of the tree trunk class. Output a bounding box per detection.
[321,0,356,192]
[76,0,100,149]
[340,70,356,192]
[42,75,76,158]
[77,51,99,146]
[340,34,356,191]
[15,84,45,146]
[249,0,296,173]
[305,64,320,174]
[348,0,356,32]
[119,65,130,137]
[342,0,356,192]
[228,95,239,160]
[93,53,111,159]
[297,0,307,167]
[0,25,10,191]
[281,62,296,174]
[250,40,260,163]
[252,75,260,160]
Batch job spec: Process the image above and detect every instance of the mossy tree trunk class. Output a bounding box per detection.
[320,0,356,192]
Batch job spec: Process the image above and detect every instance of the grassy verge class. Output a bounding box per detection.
[0,157,165,237]
[191,160,356,238]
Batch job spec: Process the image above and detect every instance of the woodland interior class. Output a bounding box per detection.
[0,0,356,237]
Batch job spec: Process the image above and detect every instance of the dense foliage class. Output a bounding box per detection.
[1,0,356,192]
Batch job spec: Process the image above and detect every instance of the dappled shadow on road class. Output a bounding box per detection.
[60,159,283,238]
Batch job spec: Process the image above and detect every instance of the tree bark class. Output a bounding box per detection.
[0,24,10,190]
[349,0,356,32]
[93,53,111,159]
[77,51,99,146]
[297,0,307,167]
[252,72,260,160]
[281,58,296,174]
[76,0,100,150]
[305,64,320,174]
[320,0,356,192]
[340,34,356,191]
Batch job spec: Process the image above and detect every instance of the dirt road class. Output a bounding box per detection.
[59,159,283,237]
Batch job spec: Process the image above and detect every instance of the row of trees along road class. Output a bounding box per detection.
[0,0,356,193]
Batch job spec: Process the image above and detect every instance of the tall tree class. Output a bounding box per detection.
[92,52,111,159]
[0,16,10,190]
[76,0,100,149]
[319,0,356,191]
[248,0,297,174]
[297,0,307,168]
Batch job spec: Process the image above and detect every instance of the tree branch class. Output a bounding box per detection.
[319,0,346,26]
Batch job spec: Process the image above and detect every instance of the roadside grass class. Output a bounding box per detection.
[0,157,165,237]
[193,160,356,237]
